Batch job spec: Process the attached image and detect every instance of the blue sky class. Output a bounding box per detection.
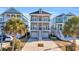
[0,7,79,16]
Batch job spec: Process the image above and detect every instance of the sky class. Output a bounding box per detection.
[0,7,79,16]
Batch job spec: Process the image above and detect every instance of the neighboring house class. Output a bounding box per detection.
[0,7,29,32]
[30,8,51,40]
[51,12,75,31]
[0,15,4,33]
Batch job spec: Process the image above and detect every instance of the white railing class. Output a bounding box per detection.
[31,20,49,22]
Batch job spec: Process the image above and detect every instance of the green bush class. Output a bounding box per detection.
[48,34,53,39]
[3,47,12,51]
[10,39,22,50]
[51,37,57,40]
[49,34,57,40]
[66,45,75,51]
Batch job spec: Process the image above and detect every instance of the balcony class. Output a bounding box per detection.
[31,21,49,23]
[39,27,42,30]
[31,27,39,31]
[42,28,50,30]
[31,19,50,23]
[31,27,50,31]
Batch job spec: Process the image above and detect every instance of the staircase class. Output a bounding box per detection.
[54,30,64,40]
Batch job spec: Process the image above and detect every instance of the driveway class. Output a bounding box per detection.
[22,41,62,51]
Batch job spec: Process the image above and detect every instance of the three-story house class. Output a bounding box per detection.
[30,9,51,41]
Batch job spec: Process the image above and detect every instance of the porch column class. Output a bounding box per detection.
[39,31,42,41]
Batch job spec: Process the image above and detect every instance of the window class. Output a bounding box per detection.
[11,15,15,17]
[39,24,42,30]
[17,15,20,18]
[56,17,63,23]
[6,14,10,18]
[39,16,42,21]
[43,16,49,21]
[64,16,68,22]
[43,24,49,30]
[0,18,3,22]
[58,24,62,30]
[31,16,38,21]
[31,24,38,30]
[39,26,42,30]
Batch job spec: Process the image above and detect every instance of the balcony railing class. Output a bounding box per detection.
[31,27,50,30]
[31,19,50,22]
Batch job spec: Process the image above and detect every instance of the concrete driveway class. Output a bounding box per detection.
[22,41,62,51]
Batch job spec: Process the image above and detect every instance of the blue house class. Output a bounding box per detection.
[0,15,4,32]
[51,12,76,31]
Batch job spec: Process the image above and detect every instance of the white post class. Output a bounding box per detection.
[0,36,3,51]
[39,31,42,41]
[0,29,3,51]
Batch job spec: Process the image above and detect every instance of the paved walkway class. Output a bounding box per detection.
[22,41,62,51]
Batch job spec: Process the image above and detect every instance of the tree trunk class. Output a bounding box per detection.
[12,34,16,51]
[12,39,15,51]
[72,35,76,51]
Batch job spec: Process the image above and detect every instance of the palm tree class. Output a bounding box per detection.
[64,16,79,50]
[4,17,27,51]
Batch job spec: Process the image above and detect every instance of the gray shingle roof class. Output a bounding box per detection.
[1,7,22,15]
[56,13,65,17]
[30,8,51,15]
[56,12,75,17]
[66,12,75,16]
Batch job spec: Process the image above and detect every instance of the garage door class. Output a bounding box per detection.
[42,31,48,39]
[31,32,38,39]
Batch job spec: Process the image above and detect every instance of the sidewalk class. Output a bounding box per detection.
[22,41,62,51]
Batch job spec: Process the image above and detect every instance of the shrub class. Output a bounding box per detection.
[2,47,12,51]
[48,34,53,39]
[49,34,57,40]
[66,45,75,51]
[6,47,12,51]
[10,39,22,50]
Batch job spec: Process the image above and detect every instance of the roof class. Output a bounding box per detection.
[1,7,22,15]
[30,8,51,15]
[56,12,75,17]
[65,12,76,16]
[56,13,65,17]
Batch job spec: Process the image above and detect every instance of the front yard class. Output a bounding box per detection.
[54,40,79,51]
[0,39,26,51]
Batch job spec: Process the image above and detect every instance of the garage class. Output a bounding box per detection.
[42,31,49,39]
[31,31,39,39]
